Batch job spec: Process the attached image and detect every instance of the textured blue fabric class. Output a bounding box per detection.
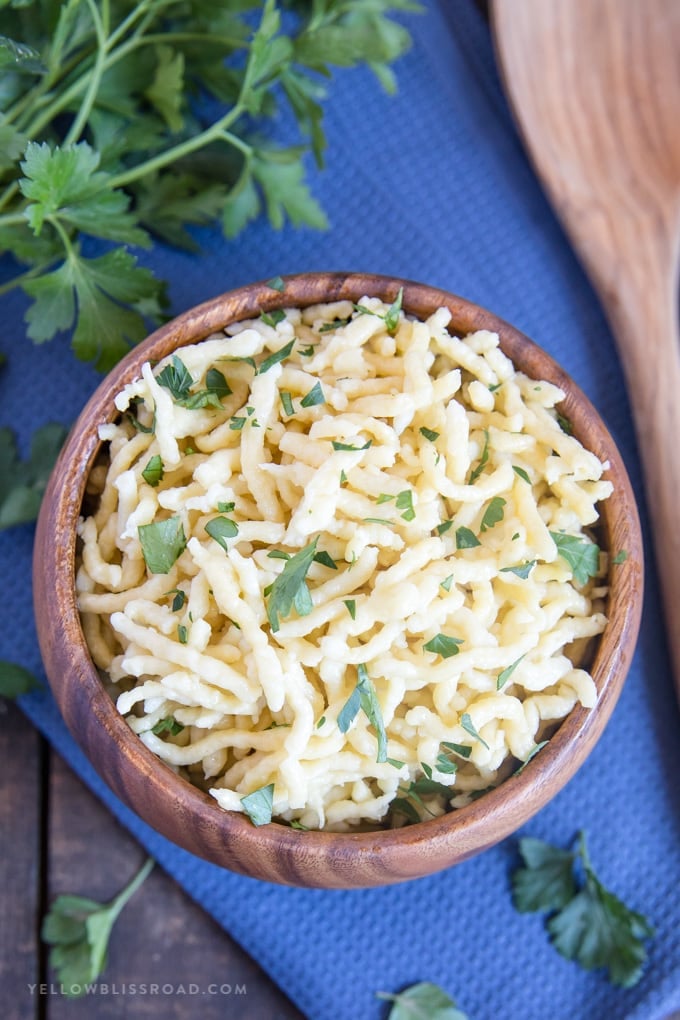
[2,2,680,1018]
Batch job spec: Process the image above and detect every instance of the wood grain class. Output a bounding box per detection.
[0,700,42,1020]
[45,752,305,1019]
[492,0,680,695]
[33,272,644,888]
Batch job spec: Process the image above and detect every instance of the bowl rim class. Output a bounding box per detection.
[33,271,644,887]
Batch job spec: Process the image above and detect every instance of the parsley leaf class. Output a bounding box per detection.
[337,663,387,763]
[500,560,536,579]
[300,381,325,407]
[497,654,525,690]
[205,515,239,552]
[441,740,472,760]
[468,428,489,484]
[257,338,296,374]
[261,308,286,328]
[480,496,506,532]
[455,526,481,549]
[343,599,356,619]
[240,783,275,826]
[550,531,601,585]
[332,439,372,451]
[460,712,489,749]
[612,550,628,565]
[419,426,440,442]
[151,716,184,736]
[313,550,337,570]
[513,832,654,988]
[141,455,164,488]
[395,489,415,521]
[138,516,186,574]
[377,982,469,1020]
[423,633,463,658]
[384,286,403,335]
[0,422,68,529]
[266,276,285,292]
[0,660,40,699]
[266,537,318,632]
[513,465,531,483]
[157,355,192,400]
[280,390,295,416]
[42,858,154,996]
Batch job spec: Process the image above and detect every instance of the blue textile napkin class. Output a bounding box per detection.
[2,2,680,1018]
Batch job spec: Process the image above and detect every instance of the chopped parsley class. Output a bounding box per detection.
[257,338,295,374]
[500,560,536,579]
[395,489,415,521]
[138,516,186,574]
[513,465,531,483]
[480,496,506,532]
[460,712,489,749]
[440,574,454,592]
[205,515,239,552]
[260,308,286,328]
[152,716,184,736]
[331,439,372,451]
[240,783,275,826]
[280,390,295,416]
[612,550,628,565]
[456,526,481,549]
[343,599,357,619]
[300,381,325,407]
[141,454,164,487]
[313,550,337,570]
[497,654,526,690]
[266,538,318,632]
[337,663,387,763]
[423,633,463,659]
[265,276,285,292]
[468,428,489,484]
[436,519,454,536]
[550,531,601,585]
[419,426,440,442]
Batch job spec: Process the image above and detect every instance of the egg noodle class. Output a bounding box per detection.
[77,296,612,830]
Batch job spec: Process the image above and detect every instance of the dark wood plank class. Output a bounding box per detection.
[0,700,42,1020]
[44,750,305,1019]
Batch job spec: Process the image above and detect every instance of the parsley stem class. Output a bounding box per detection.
[64,0,109,146]
[107,857,155,923]
[109,105,246,189]
[0,262,58,297]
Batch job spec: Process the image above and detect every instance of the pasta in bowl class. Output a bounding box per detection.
[34,273,643,886]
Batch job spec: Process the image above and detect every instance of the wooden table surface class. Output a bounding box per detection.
[1,700,305,1020]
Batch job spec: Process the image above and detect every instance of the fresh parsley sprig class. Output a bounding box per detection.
[512,831,654,988]
[0,0,418,370]
[42,858,154,997]
[377,982,469,1020]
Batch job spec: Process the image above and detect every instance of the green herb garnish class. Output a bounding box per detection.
[332,439,372,451]
[141,454,164,488]
[257,338,295,375]
[468,428,489,484]
[384,287,404,334]
[343,599,357,620]
[500,560,536,579]
[423,633,463,658]
[460,712,489,749]
[612,550,628,565]
[240,783,275,826]
[217,501,235,513]
[440,574,454,592]
[419,426,440,442]
[177,624,188,644]
[139,516,186,574]
[1,3,417,371]
[513,465,531,483]
[266,537,318,632]
[455,526,481,549]
[436,519,454,536]
[441,740,472,760]
[337,663,387,763]
[512,831,654,988]
[0,660,40,699]
[550,531,601,585]
[205,515,239,552]
[480,496,506,532]
[152,716,184,736]
[313,550,337,570]
[280,391,295,416]
[266,276,285,293]
[395,489,415,521]
[0,422,68,529]
[42,858,154,996]
[261,308,286,328]
[376,981,468,1020]
[300,381,325,407]
[497,654,526,690]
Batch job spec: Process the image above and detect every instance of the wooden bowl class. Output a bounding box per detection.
[33,272,643,888]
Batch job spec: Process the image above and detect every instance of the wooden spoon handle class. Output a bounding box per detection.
[596,223,680,689]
